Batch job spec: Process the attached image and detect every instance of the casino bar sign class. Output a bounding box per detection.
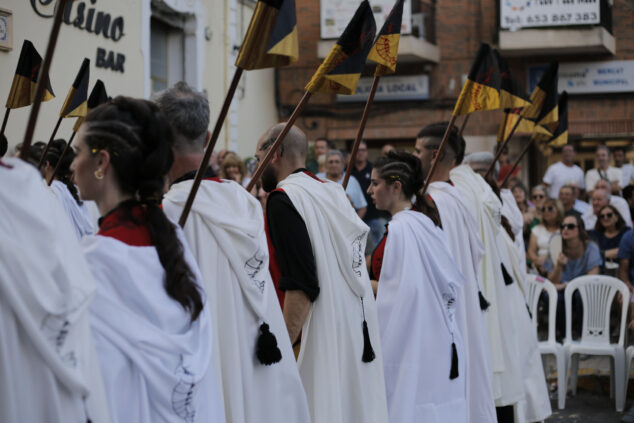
[30,0,126,73]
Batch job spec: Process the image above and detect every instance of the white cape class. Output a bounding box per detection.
[500,188,526,262]
[429,181,497,423]
[0,158,109,423]
[50,180,95,239]
[377,210,466,423]
[279,172,389,423]
[163,178,310,423]
[450,165,525,407]
[82,229,225,423]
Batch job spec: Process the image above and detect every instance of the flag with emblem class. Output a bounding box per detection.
[60,58,90,118]
[453,43,502,116]
[73,80,109,132]
[235,0,298,70]
[497,107,552,142]
[535,91,567,147]
[494,50,530,109]
[305,0,376,95]
[5,40,55,109]
[367,0,404,76]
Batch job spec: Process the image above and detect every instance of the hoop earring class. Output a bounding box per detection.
[94,169,104,180]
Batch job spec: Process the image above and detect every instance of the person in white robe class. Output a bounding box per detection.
[70,96,225,423]
[0,157,110,423]
[368,151,467,423]
[158,82,310,423]
[50,180,95,238]
[414,123,497,423]
[256,123,388,423]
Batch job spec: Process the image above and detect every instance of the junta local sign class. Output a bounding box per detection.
[500,0,600,30]
[30,0,126,73]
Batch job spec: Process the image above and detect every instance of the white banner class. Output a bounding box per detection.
[336,74,429,102]
[528,60,634,94]
[320,0,411,39]
[500,0,600,29]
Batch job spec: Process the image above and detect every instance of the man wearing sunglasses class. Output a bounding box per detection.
[542,144,585,199]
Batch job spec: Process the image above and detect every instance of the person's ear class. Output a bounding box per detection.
[95,149,111,172]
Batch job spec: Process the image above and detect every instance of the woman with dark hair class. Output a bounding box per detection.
[589,204,630,268]
[367,151,466,422]
[71,97,224,423]
[40,139,95,239]
[544,212,602,337]
[527,198,563,275]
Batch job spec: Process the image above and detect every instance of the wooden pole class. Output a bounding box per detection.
[20,0,70,162]
[342,75,380,189]
[48,130,76,185]
[500,136,534,188]
[421,114,459,196]
[245,91,313,194]
[177,67,244,227]
[0,108,10,139]
[483,115,524,179]
[458,114,470,137]
[37,116,63,169]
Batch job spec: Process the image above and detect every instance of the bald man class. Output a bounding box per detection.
[256,124,388,423]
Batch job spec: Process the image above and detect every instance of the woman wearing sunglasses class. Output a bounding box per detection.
[529,185,548,225]
[527,199,563,276]
[544,213,602,338]
[589,205,630,272]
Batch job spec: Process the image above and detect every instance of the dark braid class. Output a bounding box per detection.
[374,151,441,227]
[46,139,82,205]
[83,96,203,322]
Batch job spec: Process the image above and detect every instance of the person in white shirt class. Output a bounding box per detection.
[614,146,634,189]
[317,150,367,218]
[582,181,633,231]
[585,145,621,194]
[543,144,585,199]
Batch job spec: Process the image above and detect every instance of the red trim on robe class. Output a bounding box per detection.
[302,170,325,183]
[371,228,388,281]
[98,205,153,247]
[0,159,12,168]
[203,177,223,183]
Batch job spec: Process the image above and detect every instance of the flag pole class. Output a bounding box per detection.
[343,75,380,189]
[0,109,10,139]
[421,114,459,196]
[47,130,76,185]
[458,114,470,137]
[37,116,63,169]
[245,90,313,194]
[20,0,70,162]
[500,135,534,188]
[178,67,244,227]
[483,115,524,179]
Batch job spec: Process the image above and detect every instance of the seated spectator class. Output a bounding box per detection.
[623,184,634,226]
[317,150,367,218]
[221,152,251,187]
[613,146,634,189]
[544,213,602,338]
[617,227,634,330]
[570,182,591,214]
[582,180,632,230]
[558,184,583,216]
[585,145,621,195]
[589,205,630,272]
[529,185,547,229]
[511,182,535,246]
[528,198,563,275]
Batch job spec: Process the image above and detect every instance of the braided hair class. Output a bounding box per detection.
[373,151,441,227]
[46,139,82,205]
[82,96,203,322]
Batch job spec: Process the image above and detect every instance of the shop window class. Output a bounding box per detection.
[150,16,184,94]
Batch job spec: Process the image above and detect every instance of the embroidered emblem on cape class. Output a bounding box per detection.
[245,251,266,294]
[352,234,365,277]
[171,359,199,423]
[442,288,457,323]
[41,314,77,368]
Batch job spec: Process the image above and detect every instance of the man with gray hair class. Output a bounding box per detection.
[582,180,632,230]
[317,149,367,218]
[160,82,311,423]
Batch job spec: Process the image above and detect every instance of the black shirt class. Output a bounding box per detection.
[351,161,379,220]
[265,169,320,302]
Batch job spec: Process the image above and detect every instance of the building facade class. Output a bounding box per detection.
[278,0,634,186]
[0,0,277,159]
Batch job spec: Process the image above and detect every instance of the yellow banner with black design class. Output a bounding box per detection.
[236,0,298,70]
[61,58,90,118]
[520,61,558,130]
[453,43,502,116]
[494,49,530,109]
[5,40,55,109]
[305,0,376,95]
[367,0,404,76]
[74,79,109,132]
[497,109,552,142]
[534,91,568,147]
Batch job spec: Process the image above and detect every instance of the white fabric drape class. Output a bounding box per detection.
[50,180,95,239]
[279,172,389,423]
[0,158,109,423]
[163,178,310,423]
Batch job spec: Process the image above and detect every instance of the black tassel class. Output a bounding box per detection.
[256,323,282,365]
[362,320,376,363]
[478,290,490,311]
[501,264,514,286]
[450,342,459,380]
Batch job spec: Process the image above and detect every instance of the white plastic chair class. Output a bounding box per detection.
[562,275,629,412]
[627,346,634,397]
[525,274,566,409]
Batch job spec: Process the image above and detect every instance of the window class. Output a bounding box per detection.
[150,16,184,94]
